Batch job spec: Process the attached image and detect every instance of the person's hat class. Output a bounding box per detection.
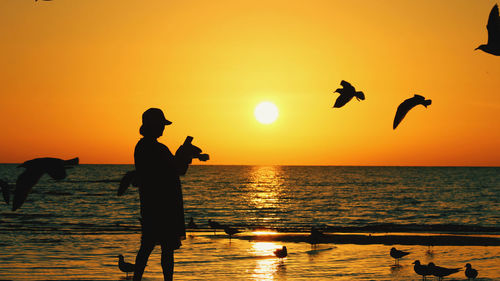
[142,108,172,126]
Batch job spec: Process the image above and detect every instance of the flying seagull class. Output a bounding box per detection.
[274,246,287,260]
[332,80,365,108]
[12,157,79,211]
[118,254,135,278]
[465,263,478,280]
[428,262,460,281]
[390,247,410,265]
[476,4,500,56]
[393,94,431,129]
[413,260,431,280]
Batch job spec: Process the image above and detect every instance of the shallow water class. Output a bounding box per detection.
[0,165,499,279]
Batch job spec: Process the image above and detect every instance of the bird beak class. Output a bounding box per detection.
[355,97,360,101]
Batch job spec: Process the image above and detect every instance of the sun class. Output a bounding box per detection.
[254,101,279,124]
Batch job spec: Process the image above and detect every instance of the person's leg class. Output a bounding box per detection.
[133,239,155,281]
[160,244,174,281]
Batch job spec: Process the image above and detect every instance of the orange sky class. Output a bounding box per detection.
[0,0,499,166]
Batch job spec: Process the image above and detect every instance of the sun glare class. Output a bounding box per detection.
[254,102,279,124]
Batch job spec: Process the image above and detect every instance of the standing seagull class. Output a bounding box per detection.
[12,157,79,211]
[308,226,323,248]
[393,94,431,129]
[117,254,135,279]
[413,260,431,280]
[0,179,10,204]
[224,225,240,240]
[390,247,410,265]
[332,80,365,108]
[274,246,287,260]
[428,262,460,281]
[465,263,478,280]
[208,219,223,235]
[476,4,500,56]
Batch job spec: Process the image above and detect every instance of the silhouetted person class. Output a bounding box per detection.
[476,4,500,56]
[393,94,431,129]
[12,157,79,211]
[332,80,365,108]
[132,108,199,281]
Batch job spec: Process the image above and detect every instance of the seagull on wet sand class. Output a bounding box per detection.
[428,262,460,280]
[465,263,478,280]
[413,260,431,280]
[12,157,79,211]
[118,254,135,278]
[208,219,223,235]
[224,225,240,240]
[274,246,287,260]
[332,80,365,108]
[390,247,410,265]
[393,94,431,129]
[308,226,323,248]
[476,4,500,56]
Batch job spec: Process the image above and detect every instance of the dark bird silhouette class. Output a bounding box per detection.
[390,247,410,265]
[274,246,288,260]
[0,179,10,204]
[465,263,478,280]
[393,94,431,129]
[117,170,137,196]
[332,80,365,108]
[308,226,323,248]
[413,260,431,280]
[224,225,240,240]
[118,254,135,278]
[428,262,460,280]
[476,4,500,56]
[12,157,79,211]
[187,217,197,229]
[208,219,223,235]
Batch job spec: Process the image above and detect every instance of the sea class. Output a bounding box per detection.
[0,165,499,280]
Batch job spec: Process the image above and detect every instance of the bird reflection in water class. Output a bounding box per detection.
[250,242,286,280]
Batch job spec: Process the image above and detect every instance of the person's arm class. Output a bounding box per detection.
[174,144,192,176]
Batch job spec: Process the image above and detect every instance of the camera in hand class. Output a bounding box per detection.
[184,136,210,161]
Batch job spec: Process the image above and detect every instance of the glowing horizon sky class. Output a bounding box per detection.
[0,0,499,166]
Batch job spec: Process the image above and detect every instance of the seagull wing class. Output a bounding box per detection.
[393,99,415,129]
[0,179,10,204]
[334,94,354,108]
[487,4,500,46]
[12,168,45,211]
[340,80,355,92]
[118,170,136,196]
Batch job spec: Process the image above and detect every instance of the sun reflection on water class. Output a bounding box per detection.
[249,242,285,281]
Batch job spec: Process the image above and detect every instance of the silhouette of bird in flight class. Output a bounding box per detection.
[118,254,135,278]
[476,4,500,56]
[465,263,478,280]
[12,157,79,211]
[332,80,365,108]
[428,262,460,280]
[413,260,431,280]
[117,170,137,196]
[224,225,240,240]
[0,179,11,204]
[208,219,223,235]
[393,94,431,129]
[274,246,287,260]
[390,247,410,265]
